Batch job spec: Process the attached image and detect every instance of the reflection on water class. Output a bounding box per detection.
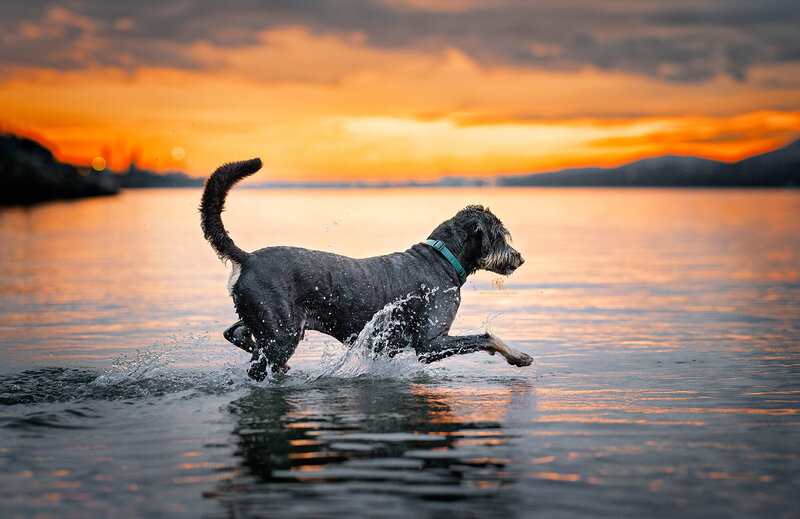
[208,379,531,517]
[0,188,799,518]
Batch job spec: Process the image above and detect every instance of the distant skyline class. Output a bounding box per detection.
[1,0,799,180]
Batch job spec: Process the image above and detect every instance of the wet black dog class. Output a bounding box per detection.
[200,159,532,380]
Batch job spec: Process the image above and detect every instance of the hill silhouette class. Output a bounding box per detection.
[499,140,800,187]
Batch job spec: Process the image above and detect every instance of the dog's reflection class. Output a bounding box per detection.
[214,379,533,504]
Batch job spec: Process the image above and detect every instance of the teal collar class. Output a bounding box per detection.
[423,239,467,283]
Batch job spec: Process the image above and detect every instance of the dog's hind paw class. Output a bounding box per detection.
[273,364,290,375]
[247,362,268,381]
[224,321,257,354]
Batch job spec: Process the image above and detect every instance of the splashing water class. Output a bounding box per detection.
[302,339,426,382]
[90,344,174,387]
[300,292,438,382]
[85,331,256,398]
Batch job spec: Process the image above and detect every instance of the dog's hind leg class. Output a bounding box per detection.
[416,333,533,367]
[223,320,257,353]
[247,332,302,381]
[245,314,304,381]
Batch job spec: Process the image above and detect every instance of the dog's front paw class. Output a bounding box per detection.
[506,350,533,367]
[488,334,533,367]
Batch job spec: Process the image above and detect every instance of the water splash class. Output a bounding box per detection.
[90,344,174,386]
[460,312,504,336]
[300,340,427,382]
[298,292,437,382]
[89,331,259,395]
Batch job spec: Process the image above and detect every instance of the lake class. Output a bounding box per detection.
[1,187,799,518]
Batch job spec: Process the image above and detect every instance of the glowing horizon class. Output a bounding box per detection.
[1,3,799,180]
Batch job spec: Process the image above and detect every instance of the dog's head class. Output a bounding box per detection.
[430,205,524,276]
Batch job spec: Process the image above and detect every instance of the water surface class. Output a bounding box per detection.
[1,188,799,518]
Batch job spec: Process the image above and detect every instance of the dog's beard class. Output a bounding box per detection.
[480,246,522,275]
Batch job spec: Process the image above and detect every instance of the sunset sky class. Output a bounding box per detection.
[1,0,799,180]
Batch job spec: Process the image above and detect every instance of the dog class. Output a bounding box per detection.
[200,158,533,380]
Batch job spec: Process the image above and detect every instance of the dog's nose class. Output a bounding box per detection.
[518,256,525,266]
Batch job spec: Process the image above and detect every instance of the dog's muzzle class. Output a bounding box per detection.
[498,249,524,275]
[507,250,524,273]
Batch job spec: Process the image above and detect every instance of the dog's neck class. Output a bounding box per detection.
[423,239,467,283]
[426,226,481,277]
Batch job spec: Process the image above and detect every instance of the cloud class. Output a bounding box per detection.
[1,0,799,82]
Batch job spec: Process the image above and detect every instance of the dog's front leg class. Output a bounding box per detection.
[417,333,532,367]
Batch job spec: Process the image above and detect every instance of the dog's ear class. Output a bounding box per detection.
[476,220,491,257]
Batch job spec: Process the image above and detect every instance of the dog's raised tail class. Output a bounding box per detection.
[200,158,262,264]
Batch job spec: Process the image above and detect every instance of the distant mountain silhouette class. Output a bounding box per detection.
[0,133,120,205]
[498,139,800,187]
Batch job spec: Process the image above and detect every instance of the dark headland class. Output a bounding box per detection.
[0,133,120,205]
[0,133,202,206]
